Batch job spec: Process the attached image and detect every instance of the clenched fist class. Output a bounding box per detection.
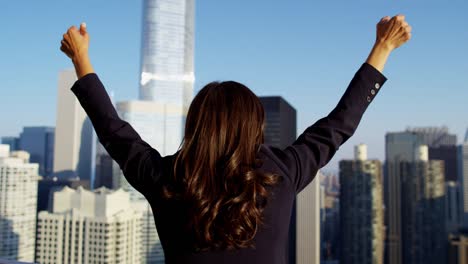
[60,23,89,63]
[376,14,412,51]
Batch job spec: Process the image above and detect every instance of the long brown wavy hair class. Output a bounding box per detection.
[162,80,281,251]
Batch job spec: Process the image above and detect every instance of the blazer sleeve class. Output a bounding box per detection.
[70,73,162,197]
[282,62,387,194]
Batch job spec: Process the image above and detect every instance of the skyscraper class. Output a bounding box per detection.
[0,144,40,262]
[399,146,446,264]
[35,186,142,264]
[53,69,96,182]
[19,126,55,177]
[339,144,384,264]
[384,131,423,264]
[139,0,194,107]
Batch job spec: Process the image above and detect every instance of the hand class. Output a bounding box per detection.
[376,14,412,51]
[60,23,94,79]
[60,23,89,63]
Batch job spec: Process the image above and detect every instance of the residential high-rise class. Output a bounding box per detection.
[339,144,384,264]
[18,126,55,177]
[53,69,96,182]
[0,144,40,262]
[399,146,446,264]
[35,186,142,264]
[446,181,463,234]
[139,0,195,106]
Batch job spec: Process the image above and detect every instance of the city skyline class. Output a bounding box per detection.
[1,2,467,171]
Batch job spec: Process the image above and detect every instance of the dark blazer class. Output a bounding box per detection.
[71,62,387,264]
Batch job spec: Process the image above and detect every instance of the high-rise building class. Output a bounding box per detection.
[384,131,423,264]
[406,126,457,147]
[53,69,96,182]
[446,181,463,234]
[399,146,446,264]
[35,186,142,264]
[94,141,115,189]
[139,0,194,107]
[18,126,55,177]
[339,144,384,264]
[1,137,19,151]
[0,144,40,262]
[385,132,447,264]
[459,138,468,226]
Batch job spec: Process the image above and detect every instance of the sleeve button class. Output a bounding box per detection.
[375,83,380,89]
[371,89,376,95]
[367,96,371,102]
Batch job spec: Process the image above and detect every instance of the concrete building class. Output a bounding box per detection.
[35,186,142,264]
[53,69,96,182]
[0,144,40,262]
[339,144,384,264]
[18,126,55,177]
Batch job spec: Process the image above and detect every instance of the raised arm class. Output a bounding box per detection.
[279,15,411,193]
[60,23,162,197]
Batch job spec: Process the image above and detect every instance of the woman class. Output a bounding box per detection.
[60,15,411,263]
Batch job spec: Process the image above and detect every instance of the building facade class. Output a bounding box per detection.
[339,144,384,264]
[18,126,55,177]
[35,186,142,264]
[139,0,194,106]
[53,69,96,182]
[0,145,40,262]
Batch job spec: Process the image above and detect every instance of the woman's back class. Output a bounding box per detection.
[70,62,387,263]
[62,15,411,263]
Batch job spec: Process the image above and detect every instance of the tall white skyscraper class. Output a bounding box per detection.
[53,69,96,183]
[139,0,195,107]
[0,144,40,262]
[35,186,142,264]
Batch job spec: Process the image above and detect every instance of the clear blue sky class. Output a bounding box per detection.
[1,1,467,172]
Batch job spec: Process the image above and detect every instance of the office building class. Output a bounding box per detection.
[35,186,142,264]
[339,144,384,264]
[0,145,40,262]
[139,0,194,107]
[18,126,55,177]
[53,69,96,182]
[1,137,19,151]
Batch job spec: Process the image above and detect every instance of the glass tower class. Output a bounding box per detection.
[139,0,195,107]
